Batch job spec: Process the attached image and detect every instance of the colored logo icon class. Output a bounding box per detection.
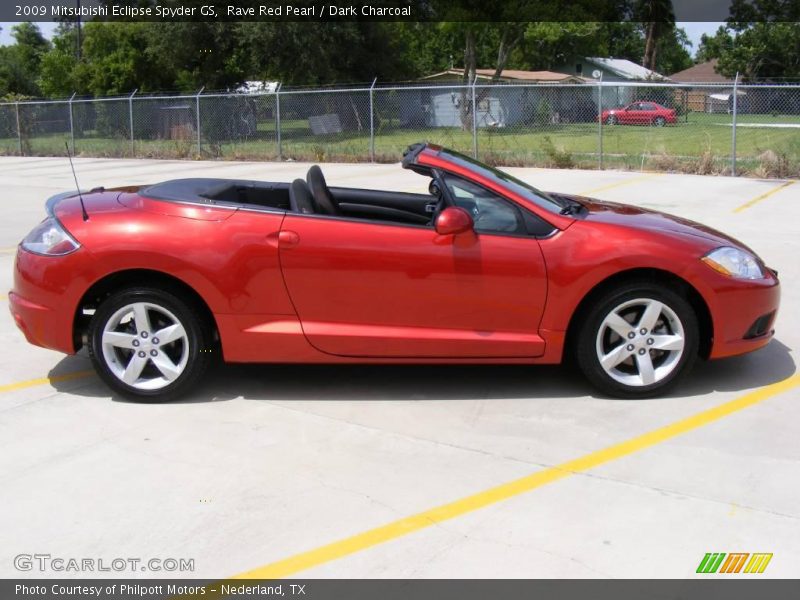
[697,552,773,574]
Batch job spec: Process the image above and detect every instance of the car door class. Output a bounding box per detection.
[622,102,642,124]
[640,102,658,123]
[277,187,549,358]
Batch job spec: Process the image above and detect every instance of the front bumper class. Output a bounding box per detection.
[707,274,780,360]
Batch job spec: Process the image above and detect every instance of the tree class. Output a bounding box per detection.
[144,22,249,91]
[634,0,676,72]
[654,26,692,75]
[237,22,410,86]
[393,22,463,77]
[75,22,169,95]
[11,22,51,75]
[520,22,605,69]
[717,23,800,80]
[0,47,38,96]
[693,0,800,80]
[695,27,734,63]
[0,22,51,96]
[38,50,81,97]
[516,21,689,76]
[518,22,645,70]
[38,23,82,97]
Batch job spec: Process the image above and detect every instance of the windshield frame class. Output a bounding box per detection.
[432,148,570,214]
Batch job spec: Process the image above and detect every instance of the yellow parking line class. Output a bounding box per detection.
[227,374,800,580]
[733,180,796,213]
[578,172,663,196]
[0,369,94,394]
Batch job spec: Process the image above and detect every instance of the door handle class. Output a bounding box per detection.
[278,230,300,248]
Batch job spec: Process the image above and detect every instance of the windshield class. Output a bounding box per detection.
[438,149,570,213]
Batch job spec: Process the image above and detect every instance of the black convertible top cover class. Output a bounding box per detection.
[140,178,289,207]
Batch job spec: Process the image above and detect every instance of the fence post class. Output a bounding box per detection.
[275,83,282,160]
[14,102,22,155]
[195,86,204,156]
[471,80,478,159]
[68,92,76,154]
[731,72,739,176]
[597,73,604,170]
[129,88,137,157]
[369,77,377,162]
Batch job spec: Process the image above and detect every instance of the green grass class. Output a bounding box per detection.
[1,111,798,176]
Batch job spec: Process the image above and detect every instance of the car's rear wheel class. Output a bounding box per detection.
[653,116,666,127]
[575,282,698,398]
[606,115,618,125]
[88,287,212,402]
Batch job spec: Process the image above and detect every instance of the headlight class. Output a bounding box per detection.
[21,217,80,256]
[701,246,763,279]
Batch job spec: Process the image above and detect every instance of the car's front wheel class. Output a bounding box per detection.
[575,282,699,398]
[653,116,666,127]
[606,115,618,125]
[88,287,212,402]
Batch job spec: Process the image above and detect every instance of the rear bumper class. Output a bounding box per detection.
[9,248,88,354]
[8,291,76,353]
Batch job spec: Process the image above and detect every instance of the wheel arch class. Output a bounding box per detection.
[564,267,713,362]
[72,269,219,352]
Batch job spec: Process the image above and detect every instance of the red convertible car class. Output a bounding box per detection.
[601,102,677,126]
[10,144,779,401]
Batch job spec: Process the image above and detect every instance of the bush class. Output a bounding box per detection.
[534,99,553,126]
[753,150,792,178]
[540,135,574,168]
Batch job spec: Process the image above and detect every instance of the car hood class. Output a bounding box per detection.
[563,194,752,251]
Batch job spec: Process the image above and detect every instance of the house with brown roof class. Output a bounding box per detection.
[406,68,595,128]
[670,59,732,84]
[669,60,738,113]
[421,68,588,84]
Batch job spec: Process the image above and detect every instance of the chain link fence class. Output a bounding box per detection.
[1,81,798,177]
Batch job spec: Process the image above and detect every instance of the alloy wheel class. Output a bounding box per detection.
[595,298,685,387]
[101,302,190,390]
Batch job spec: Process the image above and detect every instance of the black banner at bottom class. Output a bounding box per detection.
[2,579,799,600]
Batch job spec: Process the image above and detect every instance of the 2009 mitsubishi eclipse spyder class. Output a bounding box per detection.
[10,143,779,401]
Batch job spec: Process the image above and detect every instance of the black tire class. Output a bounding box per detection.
[606,115,618,125]
[653,116,666,127]
[574,281,699,399]
[88,287,213,402]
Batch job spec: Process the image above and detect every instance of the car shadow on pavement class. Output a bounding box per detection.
[48,338,795,403]
[677,338,795,396]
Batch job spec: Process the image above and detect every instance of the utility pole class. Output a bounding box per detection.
[731,72,739,176]
[76,0,82,60]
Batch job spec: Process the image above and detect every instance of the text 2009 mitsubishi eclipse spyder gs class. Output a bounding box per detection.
[10,144,779,401]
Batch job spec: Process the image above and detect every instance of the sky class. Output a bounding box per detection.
[679,21,726,52]
[0,21,725,56]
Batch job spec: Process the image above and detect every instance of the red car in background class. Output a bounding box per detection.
[601,101,677,126]
[10,144,778,401]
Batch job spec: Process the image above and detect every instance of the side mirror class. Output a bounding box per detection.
[435,206,474,236]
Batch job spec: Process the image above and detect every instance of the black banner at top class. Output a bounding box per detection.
[4,0,800,23]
